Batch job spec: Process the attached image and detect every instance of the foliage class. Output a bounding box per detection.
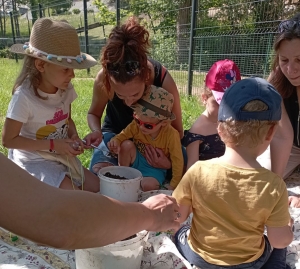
[72,8,81,15]
[93,0,116,26]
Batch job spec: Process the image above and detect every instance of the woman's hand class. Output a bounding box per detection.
[142,194,180,232]
[289,195,300,208]
[83,130,103,149]
[144,145,171,169]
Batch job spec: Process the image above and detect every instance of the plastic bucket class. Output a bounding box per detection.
[75,230,149,269]
[98,166,142,202]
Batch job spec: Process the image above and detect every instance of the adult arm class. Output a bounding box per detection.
[0,153,180,249]
[161,72,184,138]
[85,69,109,147]
[270,102,293,177]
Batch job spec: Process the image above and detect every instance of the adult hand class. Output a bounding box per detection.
[289,196,300,208]
[83,130,103,149]
[144,145,172,169]
[142,194,180,232]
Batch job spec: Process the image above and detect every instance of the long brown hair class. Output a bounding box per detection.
[101,17,151,95]
[12,56,44,99]
[269,13,300,99]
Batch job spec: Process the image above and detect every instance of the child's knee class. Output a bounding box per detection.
[141,177,160,191]
[120,140,135,152]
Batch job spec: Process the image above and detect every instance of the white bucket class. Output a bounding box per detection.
[75,230,149,269]
[98,166,143,202]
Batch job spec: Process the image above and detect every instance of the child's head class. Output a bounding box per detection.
[131,85,175,135]
[218,77,282,148]
[204,59,241,105]
[10,18,97,96]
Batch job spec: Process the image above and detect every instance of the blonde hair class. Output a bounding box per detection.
[12,56,44,99]
[218,100,278,147]
[200,86,213,105]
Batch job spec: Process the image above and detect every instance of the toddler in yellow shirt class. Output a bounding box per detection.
[108,85,183,191]
[173,77,293,269]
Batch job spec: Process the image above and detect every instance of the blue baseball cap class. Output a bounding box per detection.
[218,77,282,121]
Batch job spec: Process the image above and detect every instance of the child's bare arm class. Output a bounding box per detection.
[177,204,192,223]
[186,140,201,170]
[266,224,293,248]
[2,118,76,156]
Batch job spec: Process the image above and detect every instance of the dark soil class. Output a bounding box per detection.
[121,234,137,241]
[103,172,128,180]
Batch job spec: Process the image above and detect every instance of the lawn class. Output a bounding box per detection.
[0,58,203,167]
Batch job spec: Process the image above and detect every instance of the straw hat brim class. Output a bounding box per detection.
[10,43,98,69]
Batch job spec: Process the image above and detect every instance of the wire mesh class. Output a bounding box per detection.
[1,0,300,95]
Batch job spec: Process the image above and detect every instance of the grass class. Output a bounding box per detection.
[0,58,203,167]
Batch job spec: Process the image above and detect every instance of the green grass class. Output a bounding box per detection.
[0,58,203,167]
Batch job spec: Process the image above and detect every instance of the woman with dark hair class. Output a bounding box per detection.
[84,17,184,175]
[258,13,300,206]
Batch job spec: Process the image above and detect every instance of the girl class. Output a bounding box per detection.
[83,17,184,175]
[183,59,241,169]
[2,18,99,192]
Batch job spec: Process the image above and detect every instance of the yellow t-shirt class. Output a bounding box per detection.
[173,159,290,266]
[113,120,183,188]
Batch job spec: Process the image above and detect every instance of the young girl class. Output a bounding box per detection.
[183,59,241,169]
[2,18,100,192]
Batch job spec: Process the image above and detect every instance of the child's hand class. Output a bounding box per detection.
[164,184,175,190]
[107,139,120,154]
[70,134,84,154]
[52,139,80,156]
[289,195,300,208]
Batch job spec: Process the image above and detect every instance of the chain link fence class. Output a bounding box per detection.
[0,0,300,94]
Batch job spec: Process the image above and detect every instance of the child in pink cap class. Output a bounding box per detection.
[183,59,241,169]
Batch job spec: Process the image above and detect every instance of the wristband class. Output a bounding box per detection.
[50,139,54,152]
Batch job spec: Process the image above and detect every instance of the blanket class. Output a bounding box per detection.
[1,171,300,269]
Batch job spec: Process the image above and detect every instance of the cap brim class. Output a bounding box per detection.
[10,44,98,69]
[211,90,224,105]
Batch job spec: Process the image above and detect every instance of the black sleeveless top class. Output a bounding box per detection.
[284,90,300,147]
[102,58,168,134]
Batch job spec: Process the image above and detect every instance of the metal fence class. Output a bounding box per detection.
[1,0,300,95]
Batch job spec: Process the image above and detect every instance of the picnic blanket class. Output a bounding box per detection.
[1,171,300,269]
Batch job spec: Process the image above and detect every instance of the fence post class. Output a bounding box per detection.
[38,3,43,18]
[116,0,120,26]
[187,0,197,95]
[83,0,90,74]
[10,11,18,63]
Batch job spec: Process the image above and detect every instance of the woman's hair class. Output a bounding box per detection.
[101,17,151,94]
[269,13,300,98]
[218,100,278,147]
[12,56,44,99]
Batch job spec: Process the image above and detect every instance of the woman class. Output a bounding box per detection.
[258,13,300,206]
[84,17,183,174]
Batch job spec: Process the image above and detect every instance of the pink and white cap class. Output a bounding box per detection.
[205,59,241,104]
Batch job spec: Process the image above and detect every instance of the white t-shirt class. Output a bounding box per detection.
[6,79,77,161]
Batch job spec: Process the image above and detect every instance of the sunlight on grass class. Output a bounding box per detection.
[0,59,203,167]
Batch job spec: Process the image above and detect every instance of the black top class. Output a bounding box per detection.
[102,58,168,134]
[182,130,225,160]
[284,90,300,147]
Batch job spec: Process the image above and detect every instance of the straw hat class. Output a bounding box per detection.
[131,85,176,121]
[10,18,98,69]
